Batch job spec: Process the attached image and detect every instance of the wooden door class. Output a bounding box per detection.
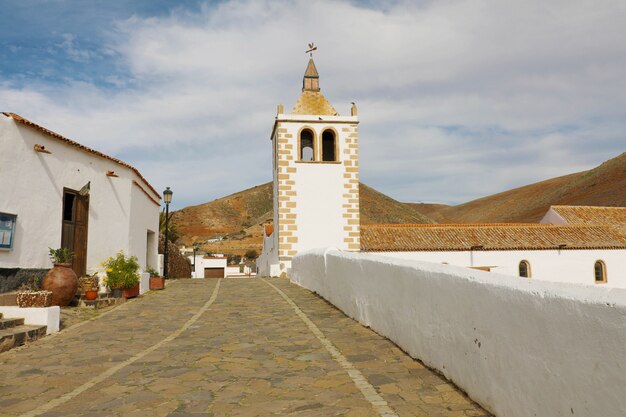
[61,189,89,277]
[204,268,224,278]
[73,194,89,277]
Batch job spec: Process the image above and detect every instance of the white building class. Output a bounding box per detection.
[361,221,626,288]
[258,58,360,276]
[189,255,227,278]
[0,113,161,284]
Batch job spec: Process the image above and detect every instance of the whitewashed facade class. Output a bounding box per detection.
[376,248,626,288]
[0,113,160,280]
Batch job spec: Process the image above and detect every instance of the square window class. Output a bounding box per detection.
[0,212,17,250]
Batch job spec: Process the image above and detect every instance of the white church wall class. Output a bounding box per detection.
[0,116,160,275]
[292,162,346,252]
[291,248,626,417]
[375,249,626,288]
[258,228,279,276]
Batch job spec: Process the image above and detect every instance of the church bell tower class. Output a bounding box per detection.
[261,51,360,276]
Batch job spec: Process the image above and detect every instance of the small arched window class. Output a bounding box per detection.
[300,129,315,161]
[594,260,607,283]
[519,260,531,278]
[322,130,336,161]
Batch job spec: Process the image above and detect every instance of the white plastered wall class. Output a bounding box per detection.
[292,162,345,252]
[375,249,626,288]
[0,116,160,275]
[291,249,626,417]
[128,184,160,272]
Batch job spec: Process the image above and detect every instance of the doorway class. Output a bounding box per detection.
[61,188,89,277]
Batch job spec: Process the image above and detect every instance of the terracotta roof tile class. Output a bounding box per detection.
[291,91,338,116]
[4,112,161,200]
[551,205,626,230]
[361,223,626,252]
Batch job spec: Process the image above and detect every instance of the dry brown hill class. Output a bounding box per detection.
[405,203,451,223]
[174,182,434,256]
[421,152,626,224]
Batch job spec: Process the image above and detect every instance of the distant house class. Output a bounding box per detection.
[189,254,227,278]
[0,113,161,291]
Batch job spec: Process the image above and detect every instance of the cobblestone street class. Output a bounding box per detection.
[0,279,490,417]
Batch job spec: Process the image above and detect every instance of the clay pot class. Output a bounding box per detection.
[122,284,139,299]
[149,276,165,290]
[41,263,79,306]
[84,290,98,301]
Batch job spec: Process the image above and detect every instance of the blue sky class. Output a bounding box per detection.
[2,0,625,210]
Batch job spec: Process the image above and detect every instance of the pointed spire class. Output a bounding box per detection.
[302,58,320,92]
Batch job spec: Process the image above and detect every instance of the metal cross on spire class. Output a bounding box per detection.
[306,43,317,57]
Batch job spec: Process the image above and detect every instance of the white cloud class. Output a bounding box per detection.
[2,0,625,208]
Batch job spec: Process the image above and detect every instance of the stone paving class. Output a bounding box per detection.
[0,279,491,416]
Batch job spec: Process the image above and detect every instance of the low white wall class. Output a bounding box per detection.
[139,272,150,294]
[0,306,60,334]
[291,249,626,417]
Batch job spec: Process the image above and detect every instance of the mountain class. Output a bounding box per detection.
[414,152,626,224]
[173,182,434,255]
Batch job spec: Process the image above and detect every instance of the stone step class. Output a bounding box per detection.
[0,324,47,353]
[78,297,122,309]
[0,317,25,330]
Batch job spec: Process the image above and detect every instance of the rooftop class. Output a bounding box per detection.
[291,57,338,116]
[550,205,626,231]
[360,223,626,252]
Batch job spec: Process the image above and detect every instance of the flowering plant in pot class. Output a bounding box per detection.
[102,251,140,299]
[146,267,165,290]
[41,247,78,306]
[16,275,52,308]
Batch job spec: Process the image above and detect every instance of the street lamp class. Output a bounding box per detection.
[163,187,173,278]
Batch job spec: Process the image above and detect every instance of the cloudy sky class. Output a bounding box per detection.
[1,0,625,210]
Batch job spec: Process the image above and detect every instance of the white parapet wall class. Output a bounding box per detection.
[291,248,626,417]
[0,306,60,334]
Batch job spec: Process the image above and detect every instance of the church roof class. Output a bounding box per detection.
[291,90,338,116]
[291,57,338,116]
[304,58,319,77]
[550,206,626,231]
[360,223,626,252]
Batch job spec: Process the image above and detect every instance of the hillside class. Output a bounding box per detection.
[420,152,626,223]
[173,182,434,255]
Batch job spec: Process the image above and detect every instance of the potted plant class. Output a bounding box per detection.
[146,267,165,290]
[78,273,99,301]
[16,275,53,308]
[102,251,140,299]
[41,247,78,306]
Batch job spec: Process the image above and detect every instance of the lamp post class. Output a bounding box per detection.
[192,244,198,278]
[163,187,173,278]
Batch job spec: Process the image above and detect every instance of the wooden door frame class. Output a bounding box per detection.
[61,187,89,277]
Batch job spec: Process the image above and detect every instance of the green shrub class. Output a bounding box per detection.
[48,247,74,264]
[101,251,140,289]
[145,267,160,277]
